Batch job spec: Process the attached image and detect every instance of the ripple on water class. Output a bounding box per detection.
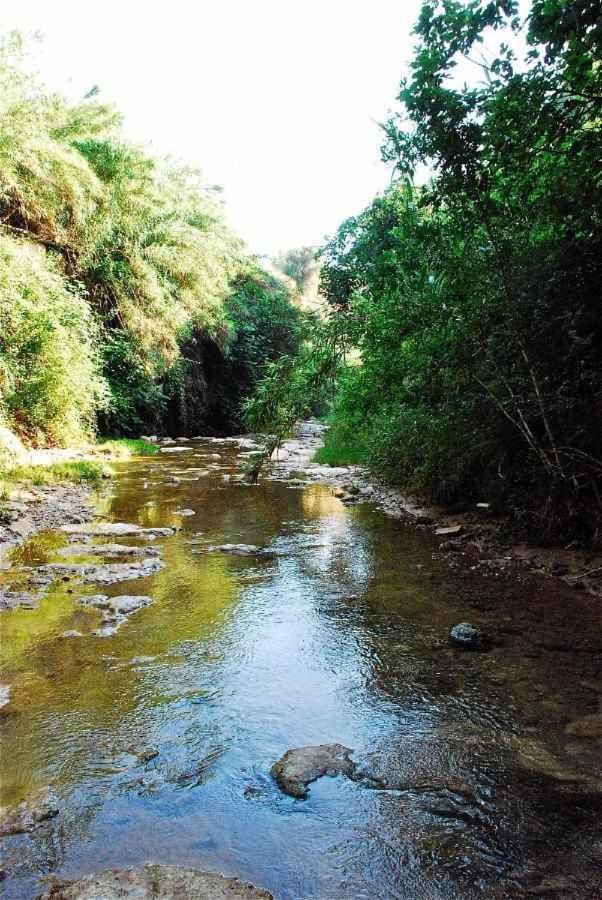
[1,435,601,899]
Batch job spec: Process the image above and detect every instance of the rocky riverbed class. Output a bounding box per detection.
[1,423,601,899]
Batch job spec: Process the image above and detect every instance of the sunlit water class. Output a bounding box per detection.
[1,439,601,898]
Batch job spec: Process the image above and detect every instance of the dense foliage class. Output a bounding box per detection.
[249,0,602,544]
[0,34,301,444]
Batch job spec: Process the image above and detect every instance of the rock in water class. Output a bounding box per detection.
[271,743,356,798]
[78,594,153,636]
[215,544,268,556]
[60,523,174,538]
[159,446,193,453]
[0,798,59,836]
[0,590,42,610]
[449,622,488,651]
[564,713,602,738]
[38,559,164,585]
[37,865,272,899]
[58,543,160,558]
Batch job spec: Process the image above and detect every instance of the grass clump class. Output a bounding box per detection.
[313,420,368,467]
[1,460,108,489]
[97,438,159,458]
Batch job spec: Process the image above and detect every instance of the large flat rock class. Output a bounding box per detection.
[38,865,272,899]
[39,559,164,585]
[60,523,174,539]
[58,544,160,558]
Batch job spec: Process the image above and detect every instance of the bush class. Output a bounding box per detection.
[0,234,106,445]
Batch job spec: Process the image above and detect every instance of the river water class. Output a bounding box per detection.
[1,431,601,898]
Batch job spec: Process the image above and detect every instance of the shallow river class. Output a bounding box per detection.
[1,433,601,898]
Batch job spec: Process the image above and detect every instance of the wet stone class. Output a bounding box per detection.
[213,544,270,556]
[0,797,59,836]
[449,622,488,651]
[271,743,357,798]
[60,523,175,538]
[0,590,43,610]
[37,558,164,585]
[79,593,153,636]
[136,747,159,764]
[160,446,193,453]
[38,864,273,899]
[564,713,602,738]
[58,543,160,558]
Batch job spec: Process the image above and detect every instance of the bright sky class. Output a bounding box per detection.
[1,0,422,256]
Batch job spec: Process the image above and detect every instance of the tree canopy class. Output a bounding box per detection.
[247,0,602,544]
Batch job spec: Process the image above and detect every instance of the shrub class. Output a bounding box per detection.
[0,234,106,445]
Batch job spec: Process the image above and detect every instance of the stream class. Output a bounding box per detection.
[1,426,601,899]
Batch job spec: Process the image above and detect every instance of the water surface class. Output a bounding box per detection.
[1,438,601,898]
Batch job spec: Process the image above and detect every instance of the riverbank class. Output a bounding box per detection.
[3,420,601,598]
[0,442,159,570]
[271,421,602,602]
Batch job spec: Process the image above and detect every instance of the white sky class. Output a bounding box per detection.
[1,0,422,256]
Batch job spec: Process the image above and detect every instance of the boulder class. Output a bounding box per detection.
[271,743,356,798]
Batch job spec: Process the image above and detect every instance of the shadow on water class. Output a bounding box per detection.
[1,439,601,898]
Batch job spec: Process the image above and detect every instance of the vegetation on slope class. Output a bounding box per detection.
[0,33,302,447]
[246,0,602,545]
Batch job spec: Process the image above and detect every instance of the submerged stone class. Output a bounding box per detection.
[214,544,269,556]
[271,743,356,798]
[79,593,153,636]
[38,558,164,585]
[38,865,272,899]
[0,590,42,610]
[0,797,59,836]
[136,747,159,764]
[449,622,488,651]
[565,713,602,738]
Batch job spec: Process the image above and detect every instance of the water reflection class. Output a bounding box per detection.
[1,440,601,899]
